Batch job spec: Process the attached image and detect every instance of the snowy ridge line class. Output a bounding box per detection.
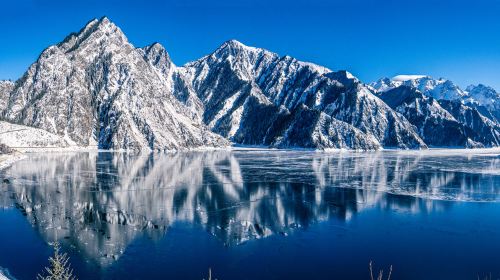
[0,17,499,150]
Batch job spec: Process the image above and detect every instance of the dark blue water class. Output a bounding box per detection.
[0,149,499,280]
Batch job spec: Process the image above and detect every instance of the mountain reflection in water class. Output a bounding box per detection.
[1,149,499,266]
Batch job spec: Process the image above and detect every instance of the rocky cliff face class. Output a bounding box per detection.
[180,41,425,149]
[371,75,468,100]
[372,76,500,148]
[0,81,14,113]
[1,17,228,150]
[378,86,487,147]
[3,17,500,150]
[465,84,500,123]
[439,99,500,147]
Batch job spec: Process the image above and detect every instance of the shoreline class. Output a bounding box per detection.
[1,145,499,172]
[0,153,26,171]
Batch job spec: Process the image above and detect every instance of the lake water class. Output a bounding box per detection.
[0,149,499,280]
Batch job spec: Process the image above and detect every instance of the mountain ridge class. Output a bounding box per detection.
[1,17,499,150]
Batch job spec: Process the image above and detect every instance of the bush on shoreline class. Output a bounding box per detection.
[0,143,13,155]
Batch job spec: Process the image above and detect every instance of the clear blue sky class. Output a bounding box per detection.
[1,0,500,89]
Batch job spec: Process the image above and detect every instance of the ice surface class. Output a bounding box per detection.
[0,149,498,265]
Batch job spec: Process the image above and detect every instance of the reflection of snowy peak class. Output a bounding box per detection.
[2,150,496,265]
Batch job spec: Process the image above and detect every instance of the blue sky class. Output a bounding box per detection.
[1,0,500,89]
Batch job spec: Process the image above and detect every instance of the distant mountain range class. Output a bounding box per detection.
[1,17,499,150]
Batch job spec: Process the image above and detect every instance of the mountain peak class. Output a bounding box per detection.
[216,39,266,55]
[57,16,127,53]
[141,42,174,72]
[466,84,499,106]
[143,42,167,54]
[224,39,245,47]
[466,84,496,92]
[325,70,359,85]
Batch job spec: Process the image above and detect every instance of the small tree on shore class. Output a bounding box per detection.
[37,242,77,280]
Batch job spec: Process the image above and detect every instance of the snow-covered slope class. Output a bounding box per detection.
[438,99,500,147]
[378,86,491,147]
[0,81,14,112]
[466,84,500,123]
[180,41,425,149]
[371,76,500,121]
[0,121,71,150]
[4,17,499,150]
[374,78,500,147]
[371,75,468,100]
[1,17,228,151]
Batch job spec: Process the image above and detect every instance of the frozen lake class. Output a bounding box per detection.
[0,149,500,279]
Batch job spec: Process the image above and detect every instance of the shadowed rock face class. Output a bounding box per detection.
[1,17,429,151]
[0,81,14,113]
[371,77,500,148]
[378,86,500,148]
[439,99,500,147]
[466,84,500,123]
[3,17,499,150]
[180,42,425,149]
[1,150,498,266]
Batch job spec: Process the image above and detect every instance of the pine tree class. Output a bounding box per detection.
[37,242,77,280]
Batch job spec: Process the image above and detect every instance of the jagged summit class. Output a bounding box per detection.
[141,42,174,71]
[325,70,359,85]
[1,16,228,150]
[467,84,499,98]
[466,84,500,118]
[1,17,498,150]
[57,16,127,52]
[193,39,278,67]
[371,75,468,100]
[220,39,261,51]
[188,39,331,76]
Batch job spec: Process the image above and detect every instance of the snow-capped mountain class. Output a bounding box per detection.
[1,17,228,150]
[371,75,468,100]
[372,76,500,147]
[371,76,500,119]
[438,99,500,146]
[378,86,499,147]
[180,40,425,149]
[465,84,500,123]
[2,17,499,150]
[467,84,500,106]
